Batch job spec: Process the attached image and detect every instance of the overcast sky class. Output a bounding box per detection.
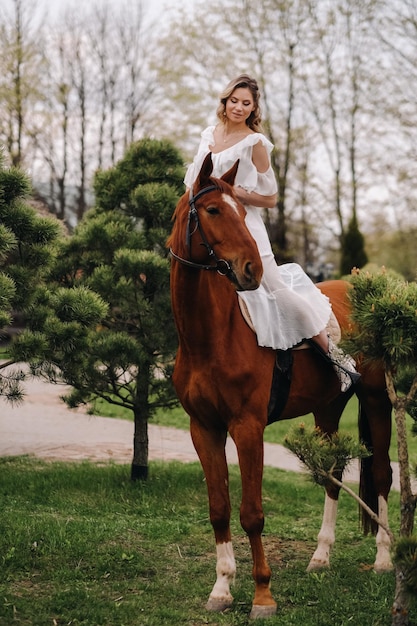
[2,0,197,24]
[40,0,195,21]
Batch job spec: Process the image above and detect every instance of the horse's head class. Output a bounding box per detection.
[168,153,263,291]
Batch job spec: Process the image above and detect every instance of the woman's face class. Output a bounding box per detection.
[225,87,255,124]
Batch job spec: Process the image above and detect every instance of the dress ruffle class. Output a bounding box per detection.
[238,264,331,350]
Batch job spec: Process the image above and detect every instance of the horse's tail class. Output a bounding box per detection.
[358,401,379,535]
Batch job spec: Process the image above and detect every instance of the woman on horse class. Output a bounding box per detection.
[184,74,358,391]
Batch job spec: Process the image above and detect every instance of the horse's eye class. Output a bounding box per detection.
[206,206,220,215]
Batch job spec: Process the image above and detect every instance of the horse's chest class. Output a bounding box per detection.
[173,352,271,421]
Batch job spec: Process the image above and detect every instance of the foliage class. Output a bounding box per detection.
[12,139,184,478]
[0,149,63,401]
[339,215,368,276]
[365,227,417,282]
[0,156,62,312]
[1,456,414,626]
[93,138,185,213]
[284,423,370,487]
[344,268,417,369]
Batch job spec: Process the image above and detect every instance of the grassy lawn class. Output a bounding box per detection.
[1,457,415,625]
[92,395,417,465]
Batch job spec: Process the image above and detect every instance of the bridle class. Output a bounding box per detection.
[169,184,237,280]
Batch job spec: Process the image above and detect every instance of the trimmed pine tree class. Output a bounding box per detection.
[13,139,184,480]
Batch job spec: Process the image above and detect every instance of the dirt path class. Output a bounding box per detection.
[0,377,301,467]
[0,375,409,491]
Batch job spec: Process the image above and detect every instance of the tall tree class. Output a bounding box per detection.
[116,1,158,148]
[34,32,72,223]
[0,0,46,168]
[66,13,90,223]
[373,0,417,231]
[339,214,368,276]
[298,0,373,272]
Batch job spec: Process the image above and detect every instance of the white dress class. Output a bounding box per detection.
[184,126,332,350]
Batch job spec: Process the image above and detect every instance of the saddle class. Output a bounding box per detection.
[238,297,342,424]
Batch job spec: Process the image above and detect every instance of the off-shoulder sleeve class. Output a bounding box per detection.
[235,134,277,195]
[255,166,278,195]
[250,133,274,154]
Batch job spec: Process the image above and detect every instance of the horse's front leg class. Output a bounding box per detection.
[231,422,277,620]
[190,419,236,612]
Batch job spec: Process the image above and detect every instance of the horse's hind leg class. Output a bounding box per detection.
[190,419,236,612]
[230,421,277,619]
[357,382,393,572]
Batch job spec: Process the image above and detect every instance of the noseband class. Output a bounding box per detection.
[169,185,236,279]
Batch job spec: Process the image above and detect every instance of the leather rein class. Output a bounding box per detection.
[169,185,237,280]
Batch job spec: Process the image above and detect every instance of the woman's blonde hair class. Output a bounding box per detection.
[216,74,263,132]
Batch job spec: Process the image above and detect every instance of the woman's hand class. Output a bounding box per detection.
[234,185,251,205]
[234,185,277,209]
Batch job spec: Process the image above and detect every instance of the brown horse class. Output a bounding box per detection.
[167,153,393,619]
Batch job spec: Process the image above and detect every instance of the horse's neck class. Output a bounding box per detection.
[172,270,236,349]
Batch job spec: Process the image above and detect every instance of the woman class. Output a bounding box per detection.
[184,74,358,391]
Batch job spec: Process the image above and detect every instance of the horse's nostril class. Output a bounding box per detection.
[245,261,253,279]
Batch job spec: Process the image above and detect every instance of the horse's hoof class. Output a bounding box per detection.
[306,559,329,572]
[374,562,394,574]
[249,603,277,620]
[205,596,233,612]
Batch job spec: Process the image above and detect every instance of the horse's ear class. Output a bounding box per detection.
[220,159,240,187]
[195,153,214,189]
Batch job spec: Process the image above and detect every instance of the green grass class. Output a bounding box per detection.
[92,395,417,465]
[1,457,415,625]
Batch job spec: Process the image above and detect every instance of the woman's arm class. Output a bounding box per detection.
[234,186,277,209]
[234,139,277,208]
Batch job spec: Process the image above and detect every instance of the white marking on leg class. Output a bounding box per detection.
[307,494,338,572]
[207,541,236,609]
[374,495,393,572]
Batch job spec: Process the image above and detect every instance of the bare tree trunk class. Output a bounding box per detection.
[73,41,87,222]
[89,5,111,171]
[2,0,46,170]
[386,368,417,536]
[385,368,417,625]
[131,409,149,481]
[261,40,296,263]
[13,0,23,167]
[131,367,150,481]
[57,78,69,221]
